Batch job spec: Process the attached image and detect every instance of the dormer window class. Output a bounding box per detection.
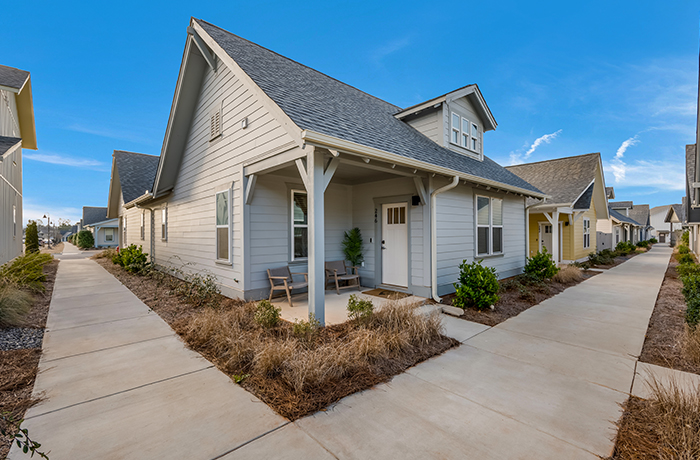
[451,113,460,144]
[450,111,480,154]
[471,123,479,151]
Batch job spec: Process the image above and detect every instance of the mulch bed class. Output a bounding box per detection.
[441,270,599,327]
[639,254,699,374]
[0,258,58,459]
[606,397,661,460]
[95,257,458,420]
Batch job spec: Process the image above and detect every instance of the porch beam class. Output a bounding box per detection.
[187,27,216,72]
[572,211,585,224]
[307,146,326,326]
[542,211,555,225]
[295,158,309,190]
[337,158,418,178]
[413,177,428,206]
[323,157,340,192]
[244,174,257,205]
[244,148,306,176]
[551,210,560,265]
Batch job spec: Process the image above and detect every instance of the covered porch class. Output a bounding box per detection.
[527,205,588,264]
[242,144,437,325]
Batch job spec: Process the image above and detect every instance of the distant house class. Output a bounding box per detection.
[606,206,641,246]
[664,203,685,246]
[107,18,547,325]
[506,152,609,263]
[609,201,652,243]
[651,205,682,243]
[81,206,118,247]
[0,64,37,264]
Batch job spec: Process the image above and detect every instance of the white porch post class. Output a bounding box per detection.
[551,210,560,264]
[307,146,326,326]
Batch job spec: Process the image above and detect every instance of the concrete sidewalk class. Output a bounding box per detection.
[13,246,672,459]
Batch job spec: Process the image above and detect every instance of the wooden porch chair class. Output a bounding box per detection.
[325,261,361,295]
[267,266,308,308]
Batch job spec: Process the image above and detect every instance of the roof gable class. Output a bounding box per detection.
[82,207,108,226]
[0,65,29,91]
[609,207,640,225]
[113,150,160,204]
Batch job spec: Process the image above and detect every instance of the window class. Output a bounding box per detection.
[583,218,590,248]
[140,211,145,240]
[105,228,114,242]
[451,113,460,144]
[450,112,480,154]
[477,196,503,256]
[216,190,230,261]
[161,207,167,241]
[12,205,16,237]
[291,190,308,260]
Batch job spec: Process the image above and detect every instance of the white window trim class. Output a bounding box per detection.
[291,189,308,261]
[161,206,168,241]
[583,218,591,249]
[476,195,504,256]
[215,189,232,263]
[105,228,114,242]
[450,111,481,155]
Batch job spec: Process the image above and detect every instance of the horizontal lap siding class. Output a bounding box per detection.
[406,111,439,144]
[0,91,21,265]
[149,62,295,299]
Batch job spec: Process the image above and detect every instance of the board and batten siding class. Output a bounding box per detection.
[0,89,22,265]
[147,61,296,299]
[435,181,526,295]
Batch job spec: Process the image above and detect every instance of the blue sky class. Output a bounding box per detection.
[4,0,699,224]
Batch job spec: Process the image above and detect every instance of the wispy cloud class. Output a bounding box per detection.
[370,37,411,64]
[24,152,106,170]
[603,159,684,191]
[509,129,562,165]
[66,123,156,145]
[609,135,639,182]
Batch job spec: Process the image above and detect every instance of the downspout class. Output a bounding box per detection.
[431,176,460,302]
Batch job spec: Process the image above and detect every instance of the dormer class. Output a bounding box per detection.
[394,84,497,161]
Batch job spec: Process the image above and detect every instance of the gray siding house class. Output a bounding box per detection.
[0,65,37,265]
[107,19,546,324]
[81,206,119,247]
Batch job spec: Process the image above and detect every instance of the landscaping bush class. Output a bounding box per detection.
[678,263,700,278]
[682,230,690,246]
[347,294,374,322]
[0,252,53,292]
[24,221,39,253]
[94,248,117,259]
[292,314,320,340]
[0,284,33,327]
[678,253,695,265]
[254,300,281,328]
[524,248,559,281]
[588,249,615,266]
[112,244,149,274]
[679,245,690,255]
[552,265,583,284]
[637,240,650,248]
[75,230,94,249]
[452,260,499,310]
[650,237,658,244]
[616,241,637,255]
[341,227,364,267]
[681,273,700,328]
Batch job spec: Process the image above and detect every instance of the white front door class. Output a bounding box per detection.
[381,203,408,287]
[539,222,563,262]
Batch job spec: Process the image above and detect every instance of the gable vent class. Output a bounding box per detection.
[210,107,222,140]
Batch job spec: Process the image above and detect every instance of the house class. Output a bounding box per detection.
[607,206,641,246]
[0,64,37,265]
[505,152,609,263]
[81,206,119,247]
[651,205,682,243]
[609,201,651,243]
[664,203,686,246]
[106,18,547,325]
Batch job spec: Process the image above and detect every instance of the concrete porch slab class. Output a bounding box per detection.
[440,314,490,342]
[632,362,700,399]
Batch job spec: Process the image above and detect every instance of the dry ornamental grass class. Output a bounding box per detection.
[552,265,583,284]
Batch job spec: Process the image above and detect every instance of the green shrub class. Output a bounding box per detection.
[524,248,559,281]
[615,241,636,255]
[682,230,690,246]
[679,245,690,254]
[678,253,695,265]
[0,284,33,327]
[76,230,94,249]
[637,240,650,248]
[161,257,221,308]
[452,260,499,310]
[347,294,374,321]
[341,227,364,267]
[254,300,281,328]
[678,263,700,278]
[292,313,320,340]
[589,250,615,266]
[0,252,53,292]
[24,221,40,253]
[681,273,700,328]
[113,244,150,274]
[649,237,658,244]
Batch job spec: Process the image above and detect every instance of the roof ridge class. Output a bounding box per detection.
[505,152,600,169]
[195,18,402,112]
[113,150,158,158]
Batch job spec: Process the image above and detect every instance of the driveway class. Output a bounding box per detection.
[12,246,672,459]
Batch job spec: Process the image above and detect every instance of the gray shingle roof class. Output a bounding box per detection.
[504,152,599,205]
[605,187,615,199]
[82,207,108,226]
[628,204,650,227]
[609,207,640,225]
[114,150,160,203]
[195,19,541,195]
[573,182,594,209]
[0,65,30,91]
[0,136,22,157]
[671,203,686,224]
[609,201,633,209]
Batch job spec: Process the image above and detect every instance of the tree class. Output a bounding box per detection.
[25,221,39,253]
[76,230,94,249]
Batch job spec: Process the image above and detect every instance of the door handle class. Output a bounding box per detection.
[381,246,387,250]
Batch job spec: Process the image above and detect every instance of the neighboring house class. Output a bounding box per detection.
[505,152,609,263]
[628,203,652,241]
[607,206,641,246]
[81,206,119,247]
[0,64,37,265]
[651,205,682,243]
[107,18,546,325]
[664,203,686,247]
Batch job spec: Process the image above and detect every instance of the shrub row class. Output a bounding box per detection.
[0,252,53,327]
[677,240,700,328]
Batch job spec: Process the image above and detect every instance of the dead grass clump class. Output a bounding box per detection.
[370,300,443,348]
[253,339,298,377]
[681,325,700,368]
[93,248,117,259]
[552,265,583,284]
[0,284,33,327]
[280,343,356,393]
[611,377,700,459]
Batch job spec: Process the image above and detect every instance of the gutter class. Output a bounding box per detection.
[431,176,460,302]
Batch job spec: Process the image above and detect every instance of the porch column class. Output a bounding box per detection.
[551,210,560,265]
[307,147,326,326]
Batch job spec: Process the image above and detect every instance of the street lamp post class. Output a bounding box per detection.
[43,213,51,249]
